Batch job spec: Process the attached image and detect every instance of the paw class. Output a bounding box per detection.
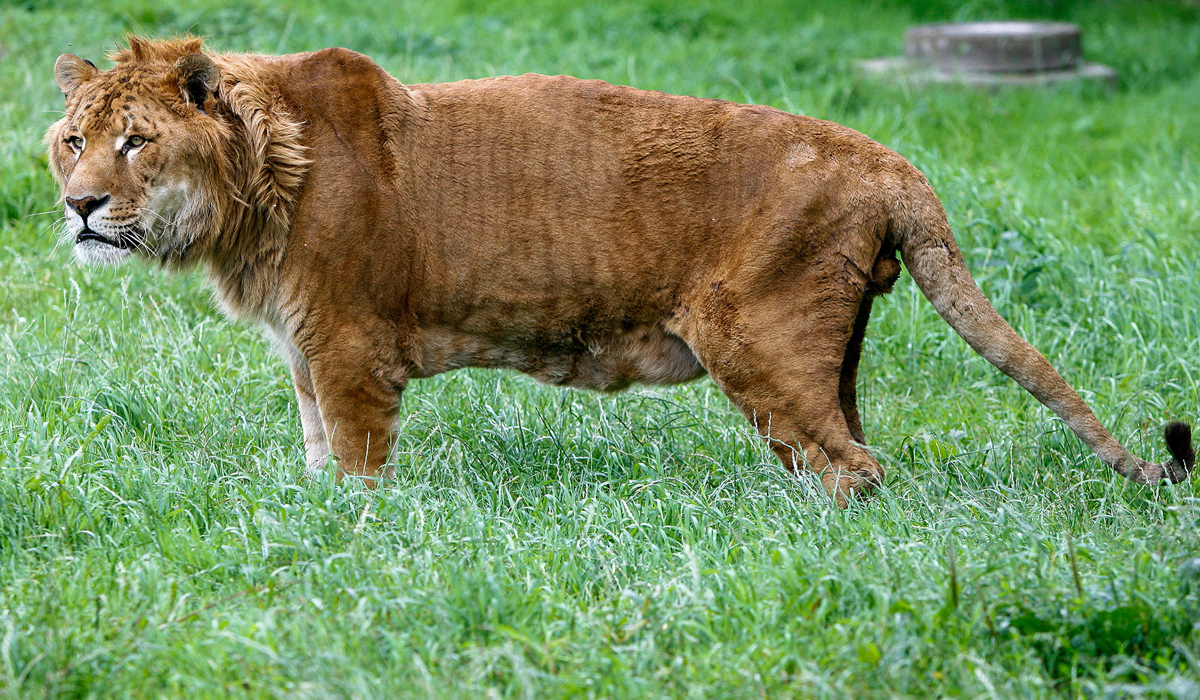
[822,463,885,506]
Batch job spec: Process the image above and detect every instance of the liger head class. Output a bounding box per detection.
[45,37,228,266]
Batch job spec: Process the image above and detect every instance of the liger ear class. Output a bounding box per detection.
[54,54,98,97]
[172,53,220,113]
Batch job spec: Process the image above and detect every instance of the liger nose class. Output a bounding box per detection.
[65,194,109,222]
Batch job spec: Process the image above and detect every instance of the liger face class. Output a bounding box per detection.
[48,62,208,266]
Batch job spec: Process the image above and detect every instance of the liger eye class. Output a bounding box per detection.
[120,135,148,156]
[66,136,83,151]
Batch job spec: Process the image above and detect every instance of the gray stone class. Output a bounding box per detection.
[906,21,1081,73]
[861,21,1118,87]
[859,56,1118,87]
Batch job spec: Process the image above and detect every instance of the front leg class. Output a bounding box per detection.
[289,354,330,476]
[308,336,404,488]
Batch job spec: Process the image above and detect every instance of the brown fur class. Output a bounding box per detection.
[46,36,1193,503]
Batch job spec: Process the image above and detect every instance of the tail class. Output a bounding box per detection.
[894,185,1194,485]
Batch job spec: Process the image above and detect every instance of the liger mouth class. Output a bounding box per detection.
[75,228,133,249]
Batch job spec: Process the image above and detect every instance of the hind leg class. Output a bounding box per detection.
[839,295,873,445]
[687,285,884,505]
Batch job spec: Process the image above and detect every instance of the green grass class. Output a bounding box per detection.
[2,0,1200,697]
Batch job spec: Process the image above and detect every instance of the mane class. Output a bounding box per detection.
[207,52,310,319]
[110,35,311,320]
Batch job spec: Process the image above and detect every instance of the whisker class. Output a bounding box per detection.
[48,218,70,254]
[138,206,173,227]
[137,207,177,254]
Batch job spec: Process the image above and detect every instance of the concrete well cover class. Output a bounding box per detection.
[905,21,1082,73]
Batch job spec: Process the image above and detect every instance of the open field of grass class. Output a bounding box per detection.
[2,0,1199,697]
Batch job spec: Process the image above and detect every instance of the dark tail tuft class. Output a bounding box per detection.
[1164,421,1195,482]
